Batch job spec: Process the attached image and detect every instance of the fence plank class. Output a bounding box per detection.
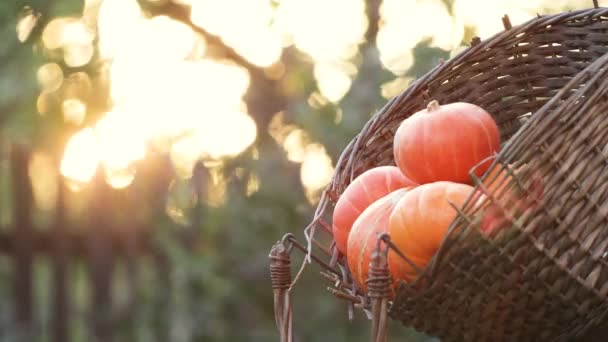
[51,177,69,342]
[87,169,114,342]
[11,145,34,338]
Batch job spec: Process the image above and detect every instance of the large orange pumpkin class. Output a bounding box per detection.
[332,166,417,256]
[393,100,500,184]
[388,181,474,283]
[347,188,410,294]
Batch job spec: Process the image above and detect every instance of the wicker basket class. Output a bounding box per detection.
[270,5,608,342]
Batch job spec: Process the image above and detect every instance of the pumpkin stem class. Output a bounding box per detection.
[427,100,440,112]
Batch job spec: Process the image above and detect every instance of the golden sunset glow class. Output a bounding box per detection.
[104,167,136,189]
[16,7,40,43]
[450,0,591,41]
[29,152,59,211]
[63,43,94,67]
[191,0,282,67]
[60,128,99,187]
[314,62,356,103]
[275,0,367,62]
[97,0,143,59]
[381,76,413,99]
[282,129,311,163]
[274,0,366,101]
[57,0,261,190]
[300,144,334,204]
[37,63,64,92]
[266,111,333,203]
[42,18,71,50]
[94,111,146,172]
[56,0,359,195]
[50,0,570,201]
[62,98,87,125]
[378,0,461,74]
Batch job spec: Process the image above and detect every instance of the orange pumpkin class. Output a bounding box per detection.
[347,188,410,294]
[388,181,474,283]
[332,166,417,256]
[393,100,500,185]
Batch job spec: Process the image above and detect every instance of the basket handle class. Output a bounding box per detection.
[367,236,392,342]
[269,235,294,342]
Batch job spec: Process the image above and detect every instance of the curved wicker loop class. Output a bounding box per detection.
[367,236,391,342]
[269,235,294,342]
[277,4,608,342]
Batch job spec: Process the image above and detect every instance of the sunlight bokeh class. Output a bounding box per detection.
[109,59,250,137]
[37,63,64,93]
[42,18,71,50]
[314,62,357,103]
[60,127,100,188]
[53,0,578,201]
[282,129,311,163]
[16,6,40,43]
[63,72,92,100]
[453,0,533,40]
[60,108,147,189]
[275,0,367,63]
[57,0,369,194]
[29,152,59,211]
[59,0,259,191]
[191,0,282,67]
[97,0,143,59]
[276,0,366,101]
[94,111,146,175]
[300,143,334,204]
[268,111,333,203]
[62,98,87,125]
[378,0,461,74]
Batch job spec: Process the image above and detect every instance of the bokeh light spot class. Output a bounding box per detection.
[62,98,87,125]
[37,63,64,92]
[300,143,334,204]
[29,152,58,211]
[60,127,100,187]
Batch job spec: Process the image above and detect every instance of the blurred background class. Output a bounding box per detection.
[0,0,603,341]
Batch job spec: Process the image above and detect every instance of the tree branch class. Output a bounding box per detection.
[365,0,381,45]
[143,2,264,77]
[141,1,288,146]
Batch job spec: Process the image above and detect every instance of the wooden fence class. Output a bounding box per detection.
[0,144,190,342]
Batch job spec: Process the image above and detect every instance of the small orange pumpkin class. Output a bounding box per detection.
[332,166,417,256]
[347,188,410,294]
[393,100,500,185]
[388,181,474,283]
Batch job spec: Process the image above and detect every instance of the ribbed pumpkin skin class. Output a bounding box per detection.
[388,182,473,283]
[347,188,410,294]
[332,166,417,256]
[393,101,500,185]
